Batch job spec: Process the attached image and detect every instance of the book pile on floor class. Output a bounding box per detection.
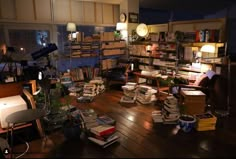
[78,108,119,148]
[79,108,99,130]
[89,77,105,95]
[88,124,119,148]
[162,96,180,124]
[77,78,105,103]
[83,83,97,97]
[120,82,137,103]
[194,112,217,131]
[136,85,157,104]
[151,110,163,123]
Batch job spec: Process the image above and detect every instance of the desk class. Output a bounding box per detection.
[133,72,170,94]
[5,109,46,158]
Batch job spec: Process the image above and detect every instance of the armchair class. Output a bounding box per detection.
[103,59,137,88]
[171,70,226,114]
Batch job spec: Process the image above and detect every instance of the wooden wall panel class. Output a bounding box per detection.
[84,2,95,23]
[102,4,113,24]
[0,0,16,19]
[34,0,52,22]
[113,5,119,24]
[95,3,103,23]
[53,0,70,23]
[15,0,35,21]
[71,0,84,22]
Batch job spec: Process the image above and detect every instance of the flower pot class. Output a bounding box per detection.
[178,115,196,133]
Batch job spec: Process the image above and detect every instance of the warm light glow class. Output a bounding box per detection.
[146,45,152,52]
[200,45,215,53]
[66,22,76,32]
[116,22,127,31]
[127,115,134,121]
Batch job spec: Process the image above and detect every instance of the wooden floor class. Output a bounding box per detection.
[7,87,236,158]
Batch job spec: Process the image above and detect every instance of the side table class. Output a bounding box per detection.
[5,109,46,158]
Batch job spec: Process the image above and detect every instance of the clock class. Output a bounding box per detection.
[136,23,149,37]
[119,13,127,22]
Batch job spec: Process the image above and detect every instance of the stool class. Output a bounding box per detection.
[5,109,46,158]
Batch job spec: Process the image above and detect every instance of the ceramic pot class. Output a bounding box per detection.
[178,115,196,133]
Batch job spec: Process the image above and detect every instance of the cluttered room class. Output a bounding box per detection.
[1,0,236,158]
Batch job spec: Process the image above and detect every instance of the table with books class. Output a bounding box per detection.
[71,108,119,148]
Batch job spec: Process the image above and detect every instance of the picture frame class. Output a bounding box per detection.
[128,12,139,23]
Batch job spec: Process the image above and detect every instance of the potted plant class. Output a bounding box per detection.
[60,95,82,140]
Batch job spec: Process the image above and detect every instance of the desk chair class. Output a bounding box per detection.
[171,71,226,114]
[6,109,45,159]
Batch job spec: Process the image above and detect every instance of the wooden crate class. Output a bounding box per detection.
[180,90,206,115]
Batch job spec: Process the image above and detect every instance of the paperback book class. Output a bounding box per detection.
[88,134,119,148]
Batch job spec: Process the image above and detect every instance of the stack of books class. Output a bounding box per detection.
[88,124,119,148]
[162,96,180,124]
[83,83,96,97]
[79,108,99,130]
[120,82,137,103]
[194,112,217,131]
[136,85,157,104]
[89,78,105,95]
[77,96,94,103]
[151,110,163,123]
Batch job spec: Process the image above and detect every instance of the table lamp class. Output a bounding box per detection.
[200,44,215,58]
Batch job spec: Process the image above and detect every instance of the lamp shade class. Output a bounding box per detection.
[66,22,76,32]
[116,22,127,31]
[200,44,215,53]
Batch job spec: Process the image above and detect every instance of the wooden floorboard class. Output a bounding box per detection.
[4,88,236,158]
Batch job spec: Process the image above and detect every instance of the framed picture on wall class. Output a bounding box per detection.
[128,12,139,23]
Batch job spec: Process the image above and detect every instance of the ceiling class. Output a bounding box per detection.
[139,0,236,14]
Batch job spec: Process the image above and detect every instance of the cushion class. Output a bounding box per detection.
[205,70,216,79]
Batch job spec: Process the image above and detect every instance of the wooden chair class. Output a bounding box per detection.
[22,89,44,138]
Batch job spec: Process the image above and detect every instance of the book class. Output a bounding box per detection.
[79,108,97,122]
[77,96,94,103]
[194,112,217,123]
[90,125,115,136]
[90,131,116,142]
[96,115,116,125]
[88,134,119,148]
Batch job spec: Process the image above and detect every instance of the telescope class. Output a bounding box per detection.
[31,43,57,60]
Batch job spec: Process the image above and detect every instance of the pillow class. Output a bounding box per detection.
[205,70,216,79]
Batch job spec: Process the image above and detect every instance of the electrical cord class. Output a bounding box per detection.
[15,136,29,159]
